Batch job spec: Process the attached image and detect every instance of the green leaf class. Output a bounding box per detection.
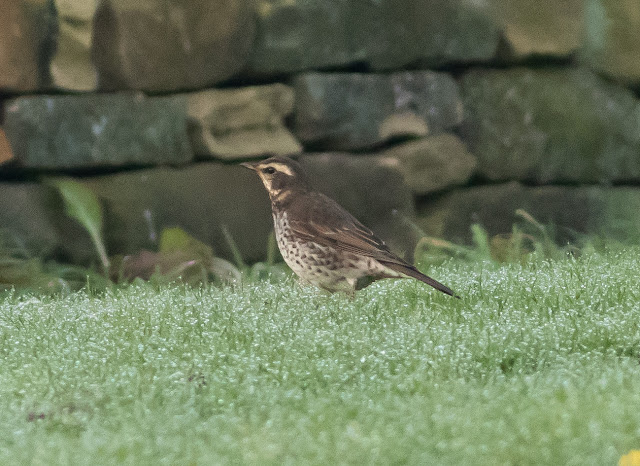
[159,227,213,258]
[470,224,492,261]
[221,224,246,269]
[158,227,241,284]
[50,179,110,274]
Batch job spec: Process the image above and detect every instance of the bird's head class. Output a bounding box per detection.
[241,156,311,203]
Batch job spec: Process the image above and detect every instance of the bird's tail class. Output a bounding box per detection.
[382,262,459,298]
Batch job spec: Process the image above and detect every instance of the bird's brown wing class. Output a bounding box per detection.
[287,193,456,296]
[287,193,402,264]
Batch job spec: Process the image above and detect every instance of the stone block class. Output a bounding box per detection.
[250,0,499,73]
[0,0,54,91]
[581,0,640,84]
[92,0,255,92]
[3,93,192,169]
[83,157,414,263]
[380,134,477,195]
[461,68,640,183]
[250,0,357,74]
[294,71,462,151]
[186,84,302,160]
[82,163,272,264]
[368,0,500,69]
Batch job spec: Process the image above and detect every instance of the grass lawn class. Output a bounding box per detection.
[1,246,640,464]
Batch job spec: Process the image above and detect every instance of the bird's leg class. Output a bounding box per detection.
[344,278,357,300]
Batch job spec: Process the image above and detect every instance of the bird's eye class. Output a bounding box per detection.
[262,167,276,175]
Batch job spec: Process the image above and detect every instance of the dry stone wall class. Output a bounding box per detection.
[1,0,640,265]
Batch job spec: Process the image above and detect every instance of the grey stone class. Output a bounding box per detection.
[186,84,302,160]
[368,0,500,69]
[294,71,463,151]
[380,134,477,195]
[250,0,359,74]
[417,182,640,244]
[461,68,640,184]
[580,0,640,84]
[92,0,255,92]
[3,93,192,169]
[250,0,499,74]
[0,0,54,91]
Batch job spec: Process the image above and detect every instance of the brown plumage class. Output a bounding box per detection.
[241,156,457,297]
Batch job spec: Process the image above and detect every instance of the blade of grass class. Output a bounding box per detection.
[221,224,246,270]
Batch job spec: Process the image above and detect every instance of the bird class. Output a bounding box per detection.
[241,156,457,298]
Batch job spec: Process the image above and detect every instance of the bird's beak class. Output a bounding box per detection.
[240,161,259,171]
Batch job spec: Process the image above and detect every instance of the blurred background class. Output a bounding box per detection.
[1,0,639,285]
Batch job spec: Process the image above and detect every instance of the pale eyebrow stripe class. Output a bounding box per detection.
[266,163,294,176]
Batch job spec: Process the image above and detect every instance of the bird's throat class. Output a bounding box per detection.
[270,188,293,205]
